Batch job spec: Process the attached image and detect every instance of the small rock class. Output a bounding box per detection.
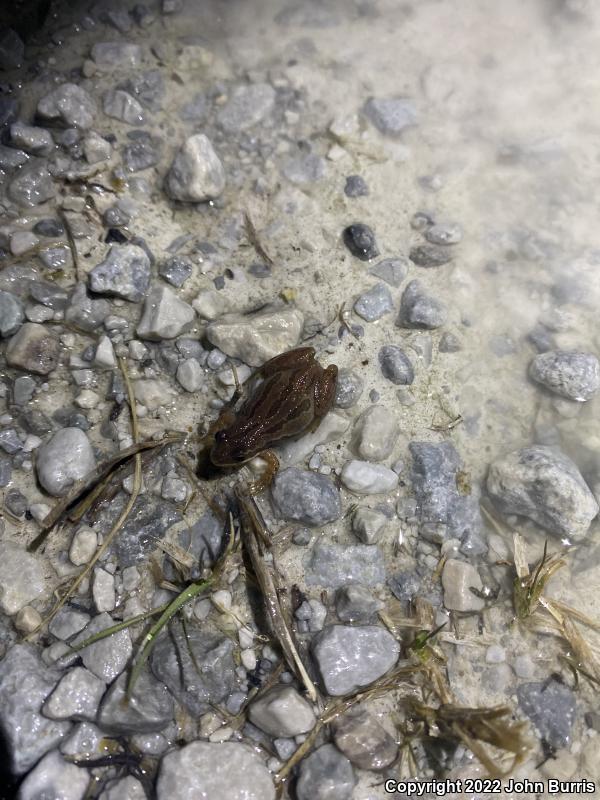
[271,467,341,526]
[72,613,132,682]
[486,445,598,540]
[368,257,408,287]
[0,290,24,337]
[342,223,379,261]
[151,623,235,717]
[425,222,463,245]
[14,605,42,634]
[340,460,399,494]
[335,584,384,623]
[93,335,116,368]
[205,307,303,367]
[441,559,485,612]
[122,135,161,171]
[103,89,145,125]
[398,279,447,329]
[217,83,276,133]
[97,670,173,733]
[0,428,22,454]
[37,83,97,129]
[10,122,54,156]
[352,507,388,544]
[59,720,103,759]
[312,625,399,695]
[33,218,65,238]
[439,331,462,352]
[282,152,326,184]
[0,644,71,774]
[36,427,96,497]
[334,369,364,408]
[517,679,576,748]
[156,741,275,800]
[352,405,399,461]
[363,96,417,136]
[295,598,327,632]
[49,608,90,640]
[529,350,600,401]
[0,143,28,169]
[89,244,151,302]
[296,744,355,800]
[306,543,385,589]
[43,667,106,721]
[378,345,414,384]
[409,244,452,267]
[176,359,203,392]
[165,134,225,203]
[91,42,142,71]
[344,174,369,197]
[69,526,97,565]
[137,285,195,340]
[353,282,393,322]
[160,255,193,287]
[17,750,88,800]
[66,284,111,333]
[98,776,146,800]
[6,322,59,374]
[8,163,56,207]
[248,685,316,737]
[83,131,112,163]
[0,541,45,614]
[92,568,116,612]
[276,410,349,467]
[332,707,398,770]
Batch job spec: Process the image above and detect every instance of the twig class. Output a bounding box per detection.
[236,486,318,702]
[243,210,273,266]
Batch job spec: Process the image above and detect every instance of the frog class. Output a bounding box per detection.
[198,346,338,493]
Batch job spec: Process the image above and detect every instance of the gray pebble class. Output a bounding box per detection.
[332,707,398,770]
[217,83,276,133]
[0,290,24,337]
[72,613,132,682]
[6,322,59,374]
[248,685,316,737]
[311,624,399,695]
[43,666,106,721]
[122,134,161,171]
[363,96,417,136]
[271,467,341,527]
[296,744,355,800]
[438,331,461,353]
[16,750,88,800]
[487,445,599,541]
[165,134,226,203]
[334,368,364,408]
[353,282,394,322]
[89,244,151,302]
[336,584,384,623]
[103,89,145,125]
[8,163,56,207]
[517,679,576,748]
[137,284,195,340]
[306,543,385,589]
[0,143,28,169]
[160,255,193,287]
[0,428,22,454]
[409,244,453,267]
[37,83,97,129]
[343,223,379,261]
[10,122,54,156]
[151,622,235,717]
[379,345,414,384]
[179,92,207,122]
[66,284,111,333]
[98,669,174,733]
[33,218,64,238]
[397,279,447,329]
[36,427,96,496]
[529,350,600,401]
[156,741,275,800]
[13,375,36,404]
[424,222,463,245]
[282,152,326,184]
[91,42,142,71]
[0,644,71,774]
[49,608,90,640]
[344,174,368,197]
[368,257,408,287]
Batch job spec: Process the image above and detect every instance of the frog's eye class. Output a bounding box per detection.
[215,430,228,442]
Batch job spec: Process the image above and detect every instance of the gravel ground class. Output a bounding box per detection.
[1,1,600,798]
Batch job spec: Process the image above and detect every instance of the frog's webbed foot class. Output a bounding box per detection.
[246,450,280,495]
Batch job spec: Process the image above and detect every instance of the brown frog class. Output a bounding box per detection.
[199,346,338,492]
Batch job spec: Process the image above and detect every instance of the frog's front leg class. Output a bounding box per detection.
[246,449,280,495]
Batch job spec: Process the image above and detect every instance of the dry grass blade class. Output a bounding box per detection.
[28,435,183,551]
[243,210,273,266]
[539,598,600,683]
[407,700,531,777]
[236,486,318,703]
[27,357,143,638]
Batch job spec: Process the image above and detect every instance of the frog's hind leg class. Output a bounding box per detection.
[309,364,339,431]
[246,449,280,495]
